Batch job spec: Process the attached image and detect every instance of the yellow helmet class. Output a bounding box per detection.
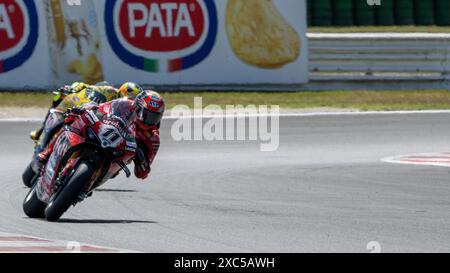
[118,82,143,99]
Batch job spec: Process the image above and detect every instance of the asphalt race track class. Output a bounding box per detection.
[1,113,450,252]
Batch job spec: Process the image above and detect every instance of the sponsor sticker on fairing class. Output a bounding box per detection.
[85,110,100,125]
[125,141,137,152]
[99,125,122,148]
[104,0,217,73]
[0,0,38,73]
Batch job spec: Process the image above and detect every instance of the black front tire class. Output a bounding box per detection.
[23,186,46,218]
[22,162,38,188]
[44,161,94,222]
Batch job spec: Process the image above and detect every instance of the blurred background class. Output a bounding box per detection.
[307,0,450,27]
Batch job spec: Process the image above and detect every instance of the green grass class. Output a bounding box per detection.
[0,92,56,108]
[163,90,450,111]
[2,90,450,111]
[308,26,450,33]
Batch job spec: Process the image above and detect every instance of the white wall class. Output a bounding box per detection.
[0,0,309,89]
[0,1,51,89]
[96,0,309,85]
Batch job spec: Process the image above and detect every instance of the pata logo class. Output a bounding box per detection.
[105,0,218,73]
[0,0,38,73]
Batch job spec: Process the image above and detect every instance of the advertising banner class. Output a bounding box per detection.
[0,0,308,89]
[0,0,51,89]
[97,0,308,85]
[46,0,105,86]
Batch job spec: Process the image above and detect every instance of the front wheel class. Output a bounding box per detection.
[44,161,95,222]
[23,186,46,218]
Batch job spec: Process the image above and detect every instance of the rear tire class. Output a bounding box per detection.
[22,162,37,188]
[23,186,46,218]
[44,161,94,222]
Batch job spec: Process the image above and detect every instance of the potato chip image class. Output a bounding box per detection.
[226,0,301,68]
[82,54,104,84]
[67,60,84,74]
[66,54,104,84]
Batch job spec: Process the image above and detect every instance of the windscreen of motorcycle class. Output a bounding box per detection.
[104,99,136,131]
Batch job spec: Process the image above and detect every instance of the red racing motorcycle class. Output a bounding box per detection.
[23,103,139,222]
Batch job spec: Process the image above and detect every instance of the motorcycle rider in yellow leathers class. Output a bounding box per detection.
[30,81,120,158]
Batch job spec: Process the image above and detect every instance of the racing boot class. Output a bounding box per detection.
[30,127,43,142]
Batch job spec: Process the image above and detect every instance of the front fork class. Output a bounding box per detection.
[49,149,105,205]
[76,148,107,194]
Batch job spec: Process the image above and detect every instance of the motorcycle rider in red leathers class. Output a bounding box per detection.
[38,90,165,180]
[130,89,164,179]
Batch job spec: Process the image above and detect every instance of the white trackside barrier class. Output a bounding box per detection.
[308,33,450,81]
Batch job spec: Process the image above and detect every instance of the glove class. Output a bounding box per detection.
[134,161,150,180]
[64,107,84,124]
[134,147,150,180]
[67,106,86,115]
[57,85,73,95]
